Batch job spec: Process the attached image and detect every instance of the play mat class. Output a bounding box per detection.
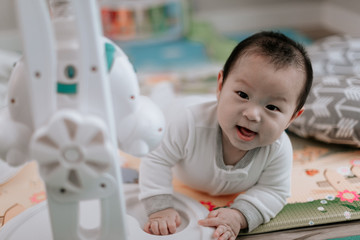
[1,132,360,235]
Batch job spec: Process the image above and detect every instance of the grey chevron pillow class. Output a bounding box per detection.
[288,35,360,147]
[288,75,360,147]
[307,35,360,77]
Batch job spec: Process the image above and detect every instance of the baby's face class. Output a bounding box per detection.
[216,54,304,151]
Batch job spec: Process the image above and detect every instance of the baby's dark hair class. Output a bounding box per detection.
[222,31,313,115]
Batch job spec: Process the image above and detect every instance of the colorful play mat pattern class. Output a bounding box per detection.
[1,133,360,235]
[251,133,360,234]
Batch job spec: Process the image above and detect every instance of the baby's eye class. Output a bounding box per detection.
[237,91,249,100]
[266,105,280,111]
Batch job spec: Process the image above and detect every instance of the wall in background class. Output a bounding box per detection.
[322,0,360,35]
[0,0,19,52]
[192,0,360,35]
[327,0,360,12]
[191,0,324,12]
[0,0,16,31]
[0,0,359,52]
[192,0,324,33]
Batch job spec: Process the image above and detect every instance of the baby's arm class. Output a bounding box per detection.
[144,208,181,235]
[198,208,247,240]
[229,133,294,232]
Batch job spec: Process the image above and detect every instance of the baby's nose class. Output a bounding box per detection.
[243,107,261,122]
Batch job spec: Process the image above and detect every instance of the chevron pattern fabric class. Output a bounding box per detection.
[288,35,360,147]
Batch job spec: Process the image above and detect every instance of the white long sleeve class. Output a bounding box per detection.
[139,98,293,232]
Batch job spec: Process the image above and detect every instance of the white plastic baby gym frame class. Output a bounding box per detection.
[0,0,214,239]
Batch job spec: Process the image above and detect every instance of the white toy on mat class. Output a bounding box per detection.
[0,0,214,239]
[0,0,162,239]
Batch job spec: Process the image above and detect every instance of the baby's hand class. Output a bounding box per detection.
[144,208,181,235]
[198,208,247,240]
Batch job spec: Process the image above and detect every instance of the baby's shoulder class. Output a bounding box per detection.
[260,132,292,155]
[187,97,217,127]
[166,96,217,121]
[269,131,293,156]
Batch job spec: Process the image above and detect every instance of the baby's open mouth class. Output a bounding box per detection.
[236,126,257,141]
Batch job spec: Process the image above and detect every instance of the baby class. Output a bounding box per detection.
[139,31,313,239]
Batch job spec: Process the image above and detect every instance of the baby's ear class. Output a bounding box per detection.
[294,108,304,119]
[287,107,304,128]
[216,70,224,100]
[293,107,305,120]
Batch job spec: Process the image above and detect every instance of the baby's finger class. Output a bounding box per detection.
[213,225,226,238]
[167,219,177,234]
[218,230,232,240]
[175,214,181,227]
[150,221,160,235]
[159,220,169,235]
[208,210,219,218]
[143,222,151,234]
[198,216,222,227]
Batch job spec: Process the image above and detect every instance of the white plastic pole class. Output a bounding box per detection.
[70,0,128,239]
[15,0,57,129]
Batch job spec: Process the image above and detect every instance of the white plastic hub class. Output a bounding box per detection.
[0,184,214,240]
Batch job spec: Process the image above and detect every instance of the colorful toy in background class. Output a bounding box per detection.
[101,0,188,45]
